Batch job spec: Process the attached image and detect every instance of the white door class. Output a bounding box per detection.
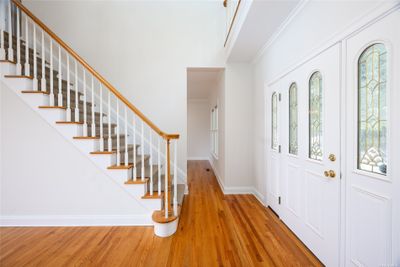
[278,44,341,266]
[345,10,400,266]
[267,88,282,214]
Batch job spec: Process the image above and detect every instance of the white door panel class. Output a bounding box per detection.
[345,9,400,267]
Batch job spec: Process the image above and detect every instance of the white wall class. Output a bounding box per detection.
[224,63,253,191]
[22,0,226,179]
[0,82,150,225]
[187,99,209,160]
[251,0,389,202]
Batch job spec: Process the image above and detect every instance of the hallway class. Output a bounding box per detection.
[0,161,321,266]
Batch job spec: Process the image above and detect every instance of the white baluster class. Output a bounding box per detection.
[158,137,161,196]
[74,60,79,122]
[107,91,112,151]
[149,129,153,195]
[23,15,29,76]
[133,116,137,181]
[49,40,54,106]
[33,25,38,90]
[16,8,21,75]
[7,0,13,61]
[173,140,178,216]
[0,16,5,60]
[141,120,144,181]
[40,30,46,91]
[91,76,96,137]
[165,140,168,218]
[124,106,128,166]
[99,84,104,151]
[83,69,88,136]
[66,55,71,121]
[116,100,120,166]
[57,45,62,105]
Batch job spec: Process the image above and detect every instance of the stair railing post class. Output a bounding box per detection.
[74,60,79,122]
[40,29,46,91]
[57,44,62,105]
[173,139,178,216]
[124,106,128,166]
[66,55,71,121]
[158,137,161,196]
[0,14,5,60]
[23,14,29,76]
[91,76,95,137]
[16,7,21,74]
[82,69,88,136]
[149,128,153,195]
[7,0,13,61]
[116,100,121,165]
[165,139,168,218]
[133,116,137,180]
[107,91,112,152]
[99,84,104,151]
[141,120,145,181]
[49,39,54,106]
[33,24,38,90]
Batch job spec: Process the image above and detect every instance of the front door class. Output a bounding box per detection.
[345,10,400,266]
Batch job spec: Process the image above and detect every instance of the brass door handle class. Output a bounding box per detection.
[324,170,336,178]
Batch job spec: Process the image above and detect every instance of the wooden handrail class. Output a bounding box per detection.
[223,0,241,47]
[12,0,179,140]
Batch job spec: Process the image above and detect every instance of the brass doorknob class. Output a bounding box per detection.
[328,154,336,162]
[324,170,336,178]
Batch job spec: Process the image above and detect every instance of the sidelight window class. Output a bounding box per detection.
[289,83,298,155]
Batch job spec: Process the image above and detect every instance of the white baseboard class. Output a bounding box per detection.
[208,158,265,206]
[0,214,153,227]
[187,157,209,160]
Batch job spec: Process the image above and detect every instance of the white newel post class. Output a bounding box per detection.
[158,137,161,195]
[116,100,121,166]
[49,40,54,106]
[165,140,168,218]
[173,140,178,216]
[33,24,38,90]
[24,14,29,76]
[16,7,21,75]
[83,69,88,136]
[66,55,71,121]
[99,84,104,151]
[40,30,46,92]
[133,116,137,180]
[74,60,79,122]
[7,0,13,61]
[91,76,95,137]
[149,129,153,195]
[57,45,62,105]
[107,91,112,152]
[124,106,128,166]
[141,120,145,180]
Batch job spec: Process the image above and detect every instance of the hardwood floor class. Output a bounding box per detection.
[0,160,322,266]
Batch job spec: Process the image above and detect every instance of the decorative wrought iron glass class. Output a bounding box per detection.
[289,83,298,155]
[358,43,387,175]
[271,92,278,150]
[309,72,323,161]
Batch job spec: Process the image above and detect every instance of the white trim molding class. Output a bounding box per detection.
[0,214,153,227]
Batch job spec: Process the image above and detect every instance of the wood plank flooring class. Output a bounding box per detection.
[0,160,322,266]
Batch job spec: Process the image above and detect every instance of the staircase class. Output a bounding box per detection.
[0,0,185,237]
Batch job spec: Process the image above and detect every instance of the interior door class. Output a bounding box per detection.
[267,86,282,214]
[345,10,400,266]
[279,44,341,266]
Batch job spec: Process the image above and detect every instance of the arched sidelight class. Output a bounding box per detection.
[358,43,387,175]
[289,83,298,155]
[309,72,323,161]
[271,92,278,150]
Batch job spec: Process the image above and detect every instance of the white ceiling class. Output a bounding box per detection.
[228,0,300,62]
[187,68,224,100]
